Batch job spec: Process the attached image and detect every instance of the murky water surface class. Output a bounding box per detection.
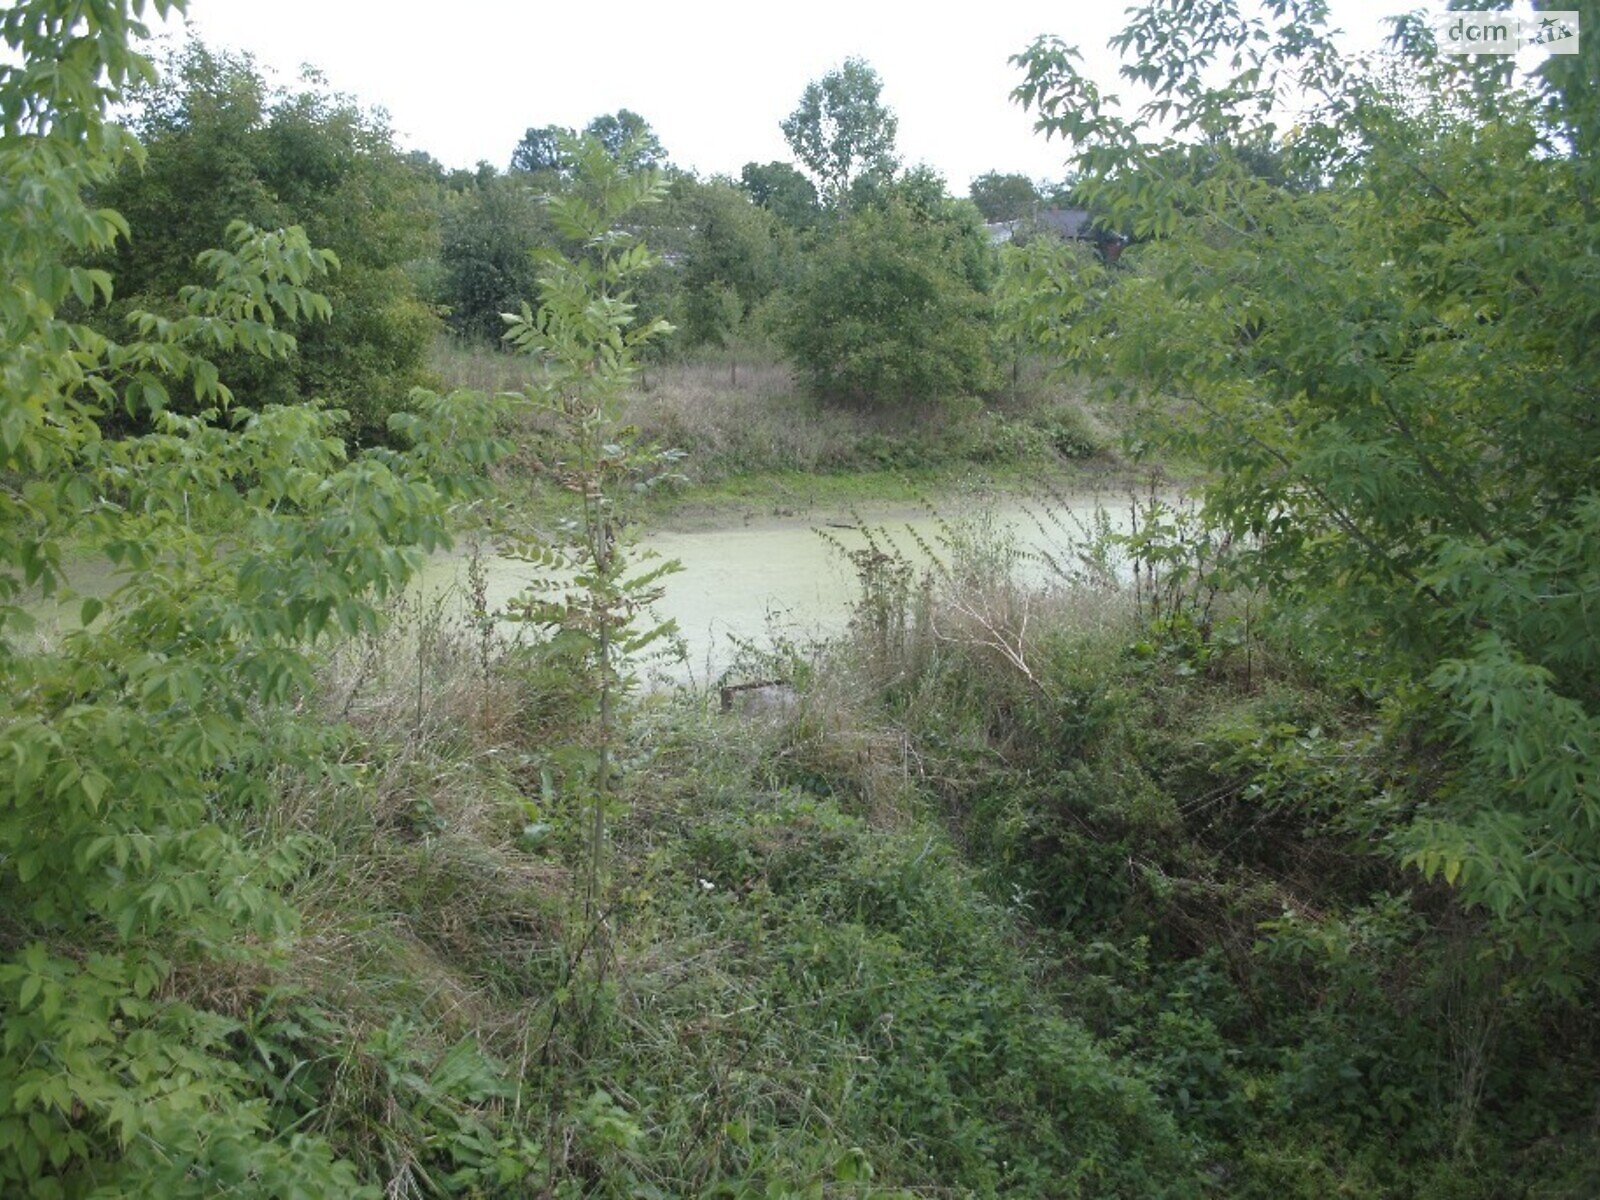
[414,493,1140,682]
[27,491,1150,683]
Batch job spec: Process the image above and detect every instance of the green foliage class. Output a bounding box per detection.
[993,232,1097,364]
[583,108,667,170]
[739,160,821,229]
[851,161,949,217]
[778,200,996,406]
[512,110,667,175]
[780,58,899,208]
[993,233,1104,397]
[679,179,787,348]
[94,41,440,444]
[1012,3,1600,991]
[814,503,1600,1194]
[0,4,506,1191]
[618,736,1202,1197]
[443,141,684,352]
[17,2,1599,1195]
[510,122,571,173]
[968,170,1041,222]
[500,135,680,915]
[437,168,554,340]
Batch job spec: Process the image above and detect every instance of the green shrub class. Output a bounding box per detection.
[1014,0,1600,991]
[778,201,996,406]
[93,41,441,444]
[0,7,507,1189]
[805,499,1600,1194]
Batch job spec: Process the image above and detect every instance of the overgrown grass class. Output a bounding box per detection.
[161,490,1599,1198]
[186,565,1200,1196]
[431,338,1119,510]
[782,500,1600,1199]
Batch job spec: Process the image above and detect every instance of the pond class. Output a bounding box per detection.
[20,486,1158,685]
[414,489,1146,684]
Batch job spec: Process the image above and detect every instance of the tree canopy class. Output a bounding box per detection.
[95,41,439,443]
[437,171,555,340]
[584,108,667,169]
[678,179,786,347]
[968,171,1041,222]
[780,58,898,207]
[512,109,667,174]
[779,199,994,406]
[1011,0,1600,992]
[511,122,569,173]
[740,159,820,228]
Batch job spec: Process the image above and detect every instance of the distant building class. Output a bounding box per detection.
[1033,208,1097,240]
[986,207,1125,261]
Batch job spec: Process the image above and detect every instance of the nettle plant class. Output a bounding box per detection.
[501,136,682,921]
[1011,1,1600,990]
[0,2,503,1193]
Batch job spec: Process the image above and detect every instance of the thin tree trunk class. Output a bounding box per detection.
[591,617,610,924]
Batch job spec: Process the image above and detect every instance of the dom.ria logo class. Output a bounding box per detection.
[1431,9,1580,55]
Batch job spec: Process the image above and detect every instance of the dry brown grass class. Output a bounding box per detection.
[431,337,1113,486]
[434,339,921,478]
[428,337,539,395]
[253,593,571,1043]
[621,359,879,478]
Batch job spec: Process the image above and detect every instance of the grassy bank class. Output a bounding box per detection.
[212,577,1202,1197]
[154,501,1600,1197]
[430,340,1129,524]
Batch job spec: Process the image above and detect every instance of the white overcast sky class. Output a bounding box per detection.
[145,1,1453,192]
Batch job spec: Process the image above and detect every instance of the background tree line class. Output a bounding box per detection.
[92,44,1115,441]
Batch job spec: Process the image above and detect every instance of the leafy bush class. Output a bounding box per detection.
[0,6,506,1191]
[678,179,789,349]
[437,168,554,341]
[804,496,1600,1194]
[778,200,997,406]
[93,41,441,444]
[1012,1,1600,992]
